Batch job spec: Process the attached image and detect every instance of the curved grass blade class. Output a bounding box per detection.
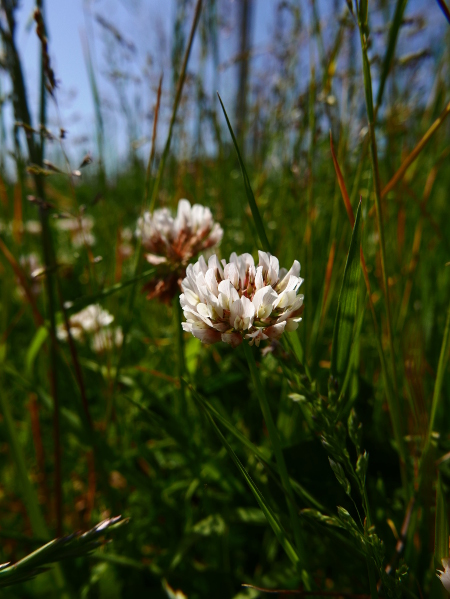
[63,267,155,312]
[0,517,126,588]
[330,202,362,394]
[217,93,271,253]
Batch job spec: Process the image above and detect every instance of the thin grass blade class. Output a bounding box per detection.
[330,202,362,392]
[217,93,271,253]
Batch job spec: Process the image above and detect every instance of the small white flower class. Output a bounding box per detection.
[24,220,42,235]
[57,304,114,344]
[180,251,304,347]
[437,558,450,592]
[137,199,223,303]
[56,215,95,247]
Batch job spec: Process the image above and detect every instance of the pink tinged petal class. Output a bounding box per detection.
[265,321,286,339]
[245,329,268,347]
[191,326,222,345]
[212,322,229,332]
[221,332,243,348]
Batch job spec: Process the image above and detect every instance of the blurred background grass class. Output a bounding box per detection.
[0,0,450,597]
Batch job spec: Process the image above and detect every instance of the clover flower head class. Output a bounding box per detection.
[57,304,114,343]
[437,558,450,592]
[137,199,222,266]
[180,251,303,347]
[137,199,223,303]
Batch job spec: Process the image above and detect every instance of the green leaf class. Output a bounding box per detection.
[25,326,48,377]
[330,201,362,392]
[217,93,271,253]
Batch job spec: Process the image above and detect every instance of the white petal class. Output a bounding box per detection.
[252,286,277,319]
[230,296,255,331]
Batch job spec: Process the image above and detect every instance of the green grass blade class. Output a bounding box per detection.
[0,517,126,588]
[330,202,362,392]
[217,93,271,253]
[428,302,450,437]
[375,0,408,111]
[25,326,48,377]
[199,402,300,567]
[63,267,155,312]
[189,383,325,511]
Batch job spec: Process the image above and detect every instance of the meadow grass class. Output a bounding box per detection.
[0,1,450,597]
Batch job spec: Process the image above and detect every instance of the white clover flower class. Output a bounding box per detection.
[137,199,222,265]
[137,199,223,303]
[437,558,450,592]
[57,304,114,343]
[180,251,303,347]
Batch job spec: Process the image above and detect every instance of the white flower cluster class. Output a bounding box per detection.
[137,199,223,266]
[180,251,303,347]
[57,304,122,353]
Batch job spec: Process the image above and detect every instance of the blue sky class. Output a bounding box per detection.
[2,0,446,171]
